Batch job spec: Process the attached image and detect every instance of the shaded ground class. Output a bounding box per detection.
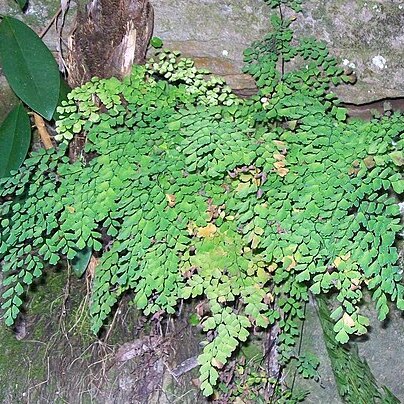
[2,253,403,403]
[0,270,205,403]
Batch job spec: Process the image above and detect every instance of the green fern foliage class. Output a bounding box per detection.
[264,0,303,12]
[0,3,403,398]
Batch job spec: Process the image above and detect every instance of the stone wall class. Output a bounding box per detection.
[150,0,404,103]
[1,0,404,118]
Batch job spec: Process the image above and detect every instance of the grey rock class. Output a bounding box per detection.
[290,0,404,104]
[150,0,270,94]
[0,75,18,121]
[294,298,404,402]
[357,304,404,400]
[292,301,342,403]
[150,0,404,103]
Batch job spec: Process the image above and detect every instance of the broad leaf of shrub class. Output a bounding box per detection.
[0,16,60,120]
[0,103,31,178]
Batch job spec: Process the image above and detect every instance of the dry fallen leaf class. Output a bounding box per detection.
[165,193,176,207]
[273,161,286,169]
[350,278,361,290]
[263,292,274,304]
[273,161,289,177]
[363,156,376,169]
[267,263,277,273]
[187,221,196,236]
[87,255,98,280]
[351,278,360,286]
[207,200,223,221]
[334,252,351,268]
[192,378,201,388]
[196,302,206,317]
[197,223,217,238]
[333,257,342,268]
[348,167,360,176]
[277,168,289,177]
[251,234,260,249]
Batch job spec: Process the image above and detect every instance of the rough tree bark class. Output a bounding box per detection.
[66,0,153,87]
[66,0,153,161]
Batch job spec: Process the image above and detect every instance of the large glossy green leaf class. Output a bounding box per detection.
[0,16,60,120]
[0,103,31,178]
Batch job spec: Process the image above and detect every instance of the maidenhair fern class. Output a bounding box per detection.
[0,0,403,399]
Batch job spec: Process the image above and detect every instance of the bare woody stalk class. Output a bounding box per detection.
[33,113,54,149]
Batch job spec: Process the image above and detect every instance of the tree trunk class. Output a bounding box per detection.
[66,0,154,161]
[66,0,153,88]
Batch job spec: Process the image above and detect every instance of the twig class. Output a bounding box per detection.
[68,342,96,371]
[67,291,89,334]
[33,113,54,149]
[163,360,180,383]
[39,6,62,39]
[170,356,198,378]
[87,352,114,370]
[104,300,123,342]
[27,356,50,403]
[59,263,73,354]
[171,389,195,404]
[23,339,47,345]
